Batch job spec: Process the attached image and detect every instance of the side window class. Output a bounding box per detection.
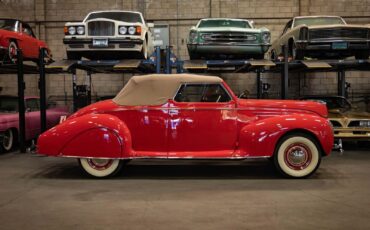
[26,99,40,112]
[22,23,35,37]
[174,84,231,103]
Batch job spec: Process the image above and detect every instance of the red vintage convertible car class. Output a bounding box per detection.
[0,18,51,63]
[37,74,334,178]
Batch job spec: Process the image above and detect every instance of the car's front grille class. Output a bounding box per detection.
[201,32,258,43]
[88,21,115,36]
[348,120,370,128]
[309,28,368,40]
[330,120,342,127]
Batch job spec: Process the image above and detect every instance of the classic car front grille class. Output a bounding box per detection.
[348,120,370,128]
[201,32,257,43]
[309,28,368,40]
[330,120,342,127]
[88,21,115,36]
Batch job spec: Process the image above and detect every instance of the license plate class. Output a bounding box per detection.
[332,42,347,50]
[93,39,108,47]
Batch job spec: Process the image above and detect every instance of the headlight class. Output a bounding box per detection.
[119,26,127,35]
[68,26,76,35]
[76,26,85,35]
[262,33,270,43]
[128,26,136,35]
[359,120,370,127]
[189,31,198,42]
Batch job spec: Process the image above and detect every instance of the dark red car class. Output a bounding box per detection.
[37,74,334,178]
[0,18,51,63]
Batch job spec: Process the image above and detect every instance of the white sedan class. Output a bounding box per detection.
[63,10,154,60]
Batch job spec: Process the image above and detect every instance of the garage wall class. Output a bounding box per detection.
[0,0,370,106]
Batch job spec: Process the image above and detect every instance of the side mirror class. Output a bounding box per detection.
[147,23,154,28]
[250,20,255,28]
[26,108,31,112]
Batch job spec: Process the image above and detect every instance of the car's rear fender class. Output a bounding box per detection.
[37,114,133,158]
[238,114,333,157]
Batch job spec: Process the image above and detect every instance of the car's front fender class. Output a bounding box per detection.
[37,114,133,158]
[238,114,334,157]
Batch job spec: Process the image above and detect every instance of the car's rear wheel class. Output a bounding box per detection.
[8,41,18,63]
[274,133,321,178]
[1,129,15,153]
[79,158,123,178]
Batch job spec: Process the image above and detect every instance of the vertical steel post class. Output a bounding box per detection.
[87,72,92,105]
[165,46,171,74]
[281,45,289,99]
[256,69,262,99]
[38,48,47,132]
[72,69,77,112]
[155,46,161,73]
[17,49,26,153]
[337,70,346,97]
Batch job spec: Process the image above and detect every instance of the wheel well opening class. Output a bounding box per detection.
[275,129,326,156]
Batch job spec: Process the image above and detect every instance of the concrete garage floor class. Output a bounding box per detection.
[1,148,370,230]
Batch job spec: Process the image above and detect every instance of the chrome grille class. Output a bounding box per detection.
[201,32,257,43]
[88,21,114,36]
[309,28,368,40]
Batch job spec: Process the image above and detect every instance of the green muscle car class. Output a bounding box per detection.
[187,18,271,60]
[269,16,370,60]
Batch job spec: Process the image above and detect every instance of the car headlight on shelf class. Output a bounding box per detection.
[128,26,136,35]
[189,31,198,43]
[76,26,85,35]
[359,120,370,127]
[68,26,76,35]
[262,33,270,43]
[119,26,127,35]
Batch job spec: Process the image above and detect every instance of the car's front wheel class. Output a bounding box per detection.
[274,133,321,178]
[79,158,123,178]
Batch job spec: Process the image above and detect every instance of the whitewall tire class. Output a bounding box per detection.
[274,133,321,178]
[1,129,14,152]
[79,158,122,178]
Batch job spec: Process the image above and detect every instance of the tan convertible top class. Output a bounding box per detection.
[113,74,223,106]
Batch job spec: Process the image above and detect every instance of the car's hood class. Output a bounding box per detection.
[237,99,328,117]
[329,110,370,119]
[307,24,370,29]
[196,27,263,33]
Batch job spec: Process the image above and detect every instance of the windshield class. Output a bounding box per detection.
[198,19,251,28]
[0,19,17,31]
[85,12,143,23]
[294,17,345,27]
[0,97,18,112]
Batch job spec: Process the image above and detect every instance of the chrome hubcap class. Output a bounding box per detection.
[284,143,312,170]
[87,159,113,171]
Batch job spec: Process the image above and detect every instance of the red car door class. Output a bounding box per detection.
[18,23,39,59]
[167,83,238,158]
[112,104,169,157]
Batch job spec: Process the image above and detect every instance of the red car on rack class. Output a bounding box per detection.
[37,74,334,178]
[0,18,51,63]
